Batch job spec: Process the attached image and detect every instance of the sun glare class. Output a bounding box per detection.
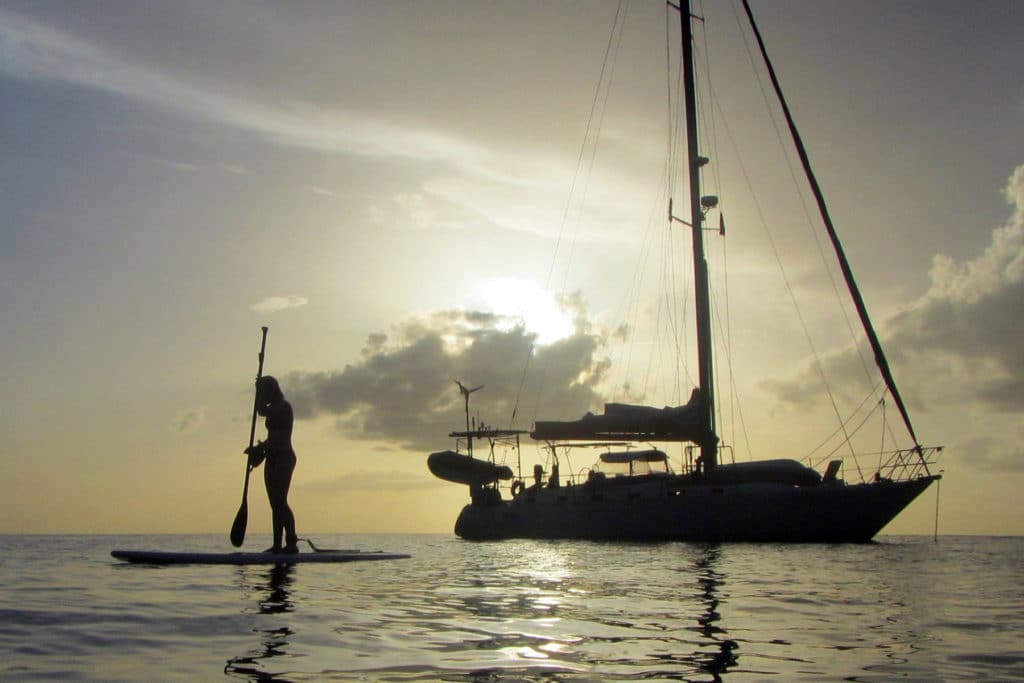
[479,278,575,346]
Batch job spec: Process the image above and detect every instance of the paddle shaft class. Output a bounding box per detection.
[247,327,270,454]
[230,326,269,547]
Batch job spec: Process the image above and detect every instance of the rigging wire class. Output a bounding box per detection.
[611,188,668,401]
[693,23,742,455]
[538,0,632,422]
[740,0,925,456]
[719,0,913,462]
[611,1,697,406]
[707,90,860,463]
[514,2,899,462]
[726,0,877,394]
[709,287,754,461]
[615,24,687,405]
[657,210,687,402]
[673,1,859,463]
[817,400,882,481]
[879,397,888,475]
[641,0,692,404]
[804,379,882,461]
[508,0,629,429]
[557,0,633,299]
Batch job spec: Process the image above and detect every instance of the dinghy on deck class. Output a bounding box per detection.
[428,448,514,486]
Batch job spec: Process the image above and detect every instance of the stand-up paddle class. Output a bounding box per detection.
[230,326,269,547]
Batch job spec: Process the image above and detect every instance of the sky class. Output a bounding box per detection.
[2,0,1022,537]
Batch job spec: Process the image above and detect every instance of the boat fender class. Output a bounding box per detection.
[511,480,525,498]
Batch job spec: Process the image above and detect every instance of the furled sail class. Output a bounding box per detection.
[531,389,712,443]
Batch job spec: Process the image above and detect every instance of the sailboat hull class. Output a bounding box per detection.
[453,475,938,542]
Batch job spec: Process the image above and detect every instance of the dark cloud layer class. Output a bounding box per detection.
[285,310,610,451]
[883,166,1024,412]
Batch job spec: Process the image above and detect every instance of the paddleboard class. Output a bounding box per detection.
[111,549,410,565]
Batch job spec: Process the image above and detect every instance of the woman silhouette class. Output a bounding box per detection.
[245,376,299,553]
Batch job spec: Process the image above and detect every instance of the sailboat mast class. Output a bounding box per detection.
[678,0,718,468]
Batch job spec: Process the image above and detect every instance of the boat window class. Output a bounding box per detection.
[596,461,631,477]
[594,457,672,477]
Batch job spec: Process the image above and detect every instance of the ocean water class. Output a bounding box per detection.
[0,534,1020,682]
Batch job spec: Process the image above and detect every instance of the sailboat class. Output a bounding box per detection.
[427,0,941,542]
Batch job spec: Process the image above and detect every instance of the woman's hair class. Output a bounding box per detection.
[256,375,284,402]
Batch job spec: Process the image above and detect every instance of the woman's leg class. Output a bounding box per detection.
[265,452,297,550]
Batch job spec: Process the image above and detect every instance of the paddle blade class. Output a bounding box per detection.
[230,499,247,547]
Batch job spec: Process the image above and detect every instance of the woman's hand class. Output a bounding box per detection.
[245,443,266,468]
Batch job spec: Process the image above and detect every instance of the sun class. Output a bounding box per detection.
[478,278,575,346]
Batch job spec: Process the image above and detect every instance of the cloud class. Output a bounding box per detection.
[249,296,308,314]
[283,307,613,451]
[0,8,483,164]
[883,164,1024,411]
[957,433,1024,473]
[149,157,199,173]
[766,165,1024,451]
[218,163,248,175]
[0,8,652,245]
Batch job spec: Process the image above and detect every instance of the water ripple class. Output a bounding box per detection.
[0,535,1021,681]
